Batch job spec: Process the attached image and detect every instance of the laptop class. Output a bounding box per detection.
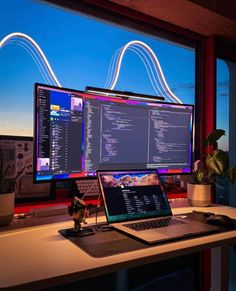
[97,169,217,244]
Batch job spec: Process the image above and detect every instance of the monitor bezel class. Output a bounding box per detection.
[33,83,194,183]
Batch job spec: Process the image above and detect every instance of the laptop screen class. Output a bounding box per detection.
[97,169,172,223]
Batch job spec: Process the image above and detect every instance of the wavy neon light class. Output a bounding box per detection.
[1,33,182,103]
[106,40,182,103]
[0,32,61,87]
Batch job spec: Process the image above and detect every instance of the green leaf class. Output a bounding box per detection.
[195,170,204,183]
[206,149,228,175]
[226,168,236,184]
[205,129,225,146]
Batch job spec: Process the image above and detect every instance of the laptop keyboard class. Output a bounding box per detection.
[123,217,186,231]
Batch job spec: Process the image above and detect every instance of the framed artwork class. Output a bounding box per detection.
[0,135,52,202]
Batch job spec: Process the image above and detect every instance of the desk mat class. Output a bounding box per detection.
[59,212,236,258]
[59,226,149,257]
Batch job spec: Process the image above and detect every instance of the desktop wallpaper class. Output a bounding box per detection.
[0,0,196,137]
[101,172,160,188]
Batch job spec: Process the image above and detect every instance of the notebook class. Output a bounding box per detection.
[97,169,217,244]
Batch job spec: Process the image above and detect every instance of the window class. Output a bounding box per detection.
[216,58,236,205]
[0,0,196,137]
[216,55,236,291]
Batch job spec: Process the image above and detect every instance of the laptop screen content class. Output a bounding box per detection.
[98,170,172,223]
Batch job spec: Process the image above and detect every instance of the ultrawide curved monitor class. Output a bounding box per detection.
[34,83,194,182]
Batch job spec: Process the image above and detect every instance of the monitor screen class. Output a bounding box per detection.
[34,83,194,182]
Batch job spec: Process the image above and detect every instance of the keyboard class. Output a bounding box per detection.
[76,179,100,196]
[123,217,186,231]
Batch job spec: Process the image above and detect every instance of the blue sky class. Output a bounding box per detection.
[0,0,195,136]
[216,59,229,151]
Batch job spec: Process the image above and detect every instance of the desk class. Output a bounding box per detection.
[0,204,236,290]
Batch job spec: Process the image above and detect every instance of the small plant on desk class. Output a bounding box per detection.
[188,129,236,206]
[192,129,236,185]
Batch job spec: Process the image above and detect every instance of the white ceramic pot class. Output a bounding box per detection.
[187,183,212,207]
[0,192,14,226]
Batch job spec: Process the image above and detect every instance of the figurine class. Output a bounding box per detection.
[68,195,88,232]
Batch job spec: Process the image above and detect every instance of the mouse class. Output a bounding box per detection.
[206,214,235,227]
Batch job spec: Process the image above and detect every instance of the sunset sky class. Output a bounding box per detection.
[2,0,228,142]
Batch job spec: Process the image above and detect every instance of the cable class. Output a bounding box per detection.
[95,185,102,228]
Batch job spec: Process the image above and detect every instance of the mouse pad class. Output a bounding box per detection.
[59,213,236,258]
[186,212,236,231]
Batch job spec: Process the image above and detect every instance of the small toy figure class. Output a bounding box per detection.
[68,195,88,232]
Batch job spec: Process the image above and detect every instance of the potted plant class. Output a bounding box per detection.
[0,152,24,226]
[187,129,236,206]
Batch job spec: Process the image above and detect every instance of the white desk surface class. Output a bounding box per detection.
[0,204,236,290]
